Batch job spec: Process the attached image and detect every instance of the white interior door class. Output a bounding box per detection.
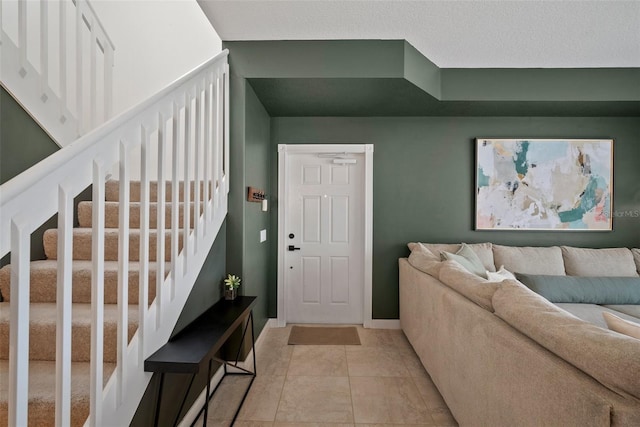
[281,149,366,324]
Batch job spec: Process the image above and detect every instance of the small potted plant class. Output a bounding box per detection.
[223,274,241,300]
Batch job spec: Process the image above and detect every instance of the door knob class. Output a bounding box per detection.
[288,245,301,251]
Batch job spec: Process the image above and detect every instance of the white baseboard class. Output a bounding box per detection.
[177,318,273,426]
[368,319,401,329]
[265,318,279,329]
[270,317,401,330]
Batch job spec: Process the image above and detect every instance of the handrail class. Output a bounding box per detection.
[0,49,229,224]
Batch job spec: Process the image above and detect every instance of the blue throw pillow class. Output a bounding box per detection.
[514,273,640,304]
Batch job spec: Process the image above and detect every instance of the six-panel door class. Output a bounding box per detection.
[285,153,365,324]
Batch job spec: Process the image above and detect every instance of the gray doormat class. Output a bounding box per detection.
[288,326,361,345]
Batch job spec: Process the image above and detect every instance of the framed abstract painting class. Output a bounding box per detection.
[475,138,613,231]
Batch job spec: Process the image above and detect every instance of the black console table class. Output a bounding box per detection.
[145,296,257,427]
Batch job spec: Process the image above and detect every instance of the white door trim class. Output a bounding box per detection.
[277,144,374,328]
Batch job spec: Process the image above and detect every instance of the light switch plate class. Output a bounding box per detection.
[260,229,267,242]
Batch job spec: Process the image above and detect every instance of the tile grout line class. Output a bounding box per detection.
[409,372,439,426]
[273,328,294,423]
[397,341,439,426]
[344,344,358,425]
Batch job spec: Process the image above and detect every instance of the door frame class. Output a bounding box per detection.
[277,144,374,328]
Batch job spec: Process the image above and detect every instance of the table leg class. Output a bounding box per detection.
[203,359,213,426]
[174,373,196,426]
[153,373,165,427]
[250,311,256,374]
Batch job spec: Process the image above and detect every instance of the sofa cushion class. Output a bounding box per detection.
[438,260,500,311]
[419,242,495,272]
[555,303,640,329]
[407,242,443,277]
[633,249,640,275]
[515,273,640,304]
[493,279,640,399]
[603,304,640,320]
[441,243,488,279]
[561,246,639,277]
[603,312,640,340]
[493,245,565,275]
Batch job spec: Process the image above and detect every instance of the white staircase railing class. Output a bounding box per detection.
[0,0,115,146]
[0,49,230,426]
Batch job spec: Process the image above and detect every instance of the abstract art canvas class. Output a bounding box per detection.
[475,138,613,231]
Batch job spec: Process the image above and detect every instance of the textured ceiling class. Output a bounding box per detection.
[199,0,640,68]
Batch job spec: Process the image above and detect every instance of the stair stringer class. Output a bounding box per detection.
[98,195,228,426]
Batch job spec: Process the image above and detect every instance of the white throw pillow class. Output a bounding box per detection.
[487,265,516,283]
[603,312,640,340]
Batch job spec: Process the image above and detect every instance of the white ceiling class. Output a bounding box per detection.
[198,0,640,68]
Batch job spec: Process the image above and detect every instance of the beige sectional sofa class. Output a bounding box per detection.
[399,244,640,426]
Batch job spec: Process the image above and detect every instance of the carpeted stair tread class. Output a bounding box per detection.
[105,180,212,203]
[43,228,182,261]
[77,200,198,228]
[0,302,138,362]
[0,260,167,304]
[1,179,192,424]
[0,360,115,427]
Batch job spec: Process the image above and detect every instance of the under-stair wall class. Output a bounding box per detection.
[0,87,59,185]
[0,49,230,426]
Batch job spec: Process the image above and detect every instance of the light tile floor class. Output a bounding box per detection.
[196,325,458,427]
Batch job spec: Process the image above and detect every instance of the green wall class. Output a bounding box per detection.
[224,40,640,321]
[226,74,246,290]
[0,87,60,184]
[271,116,640,319]
[226,41,640,117]
[242,83,271,332]
[226,69,272,336]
